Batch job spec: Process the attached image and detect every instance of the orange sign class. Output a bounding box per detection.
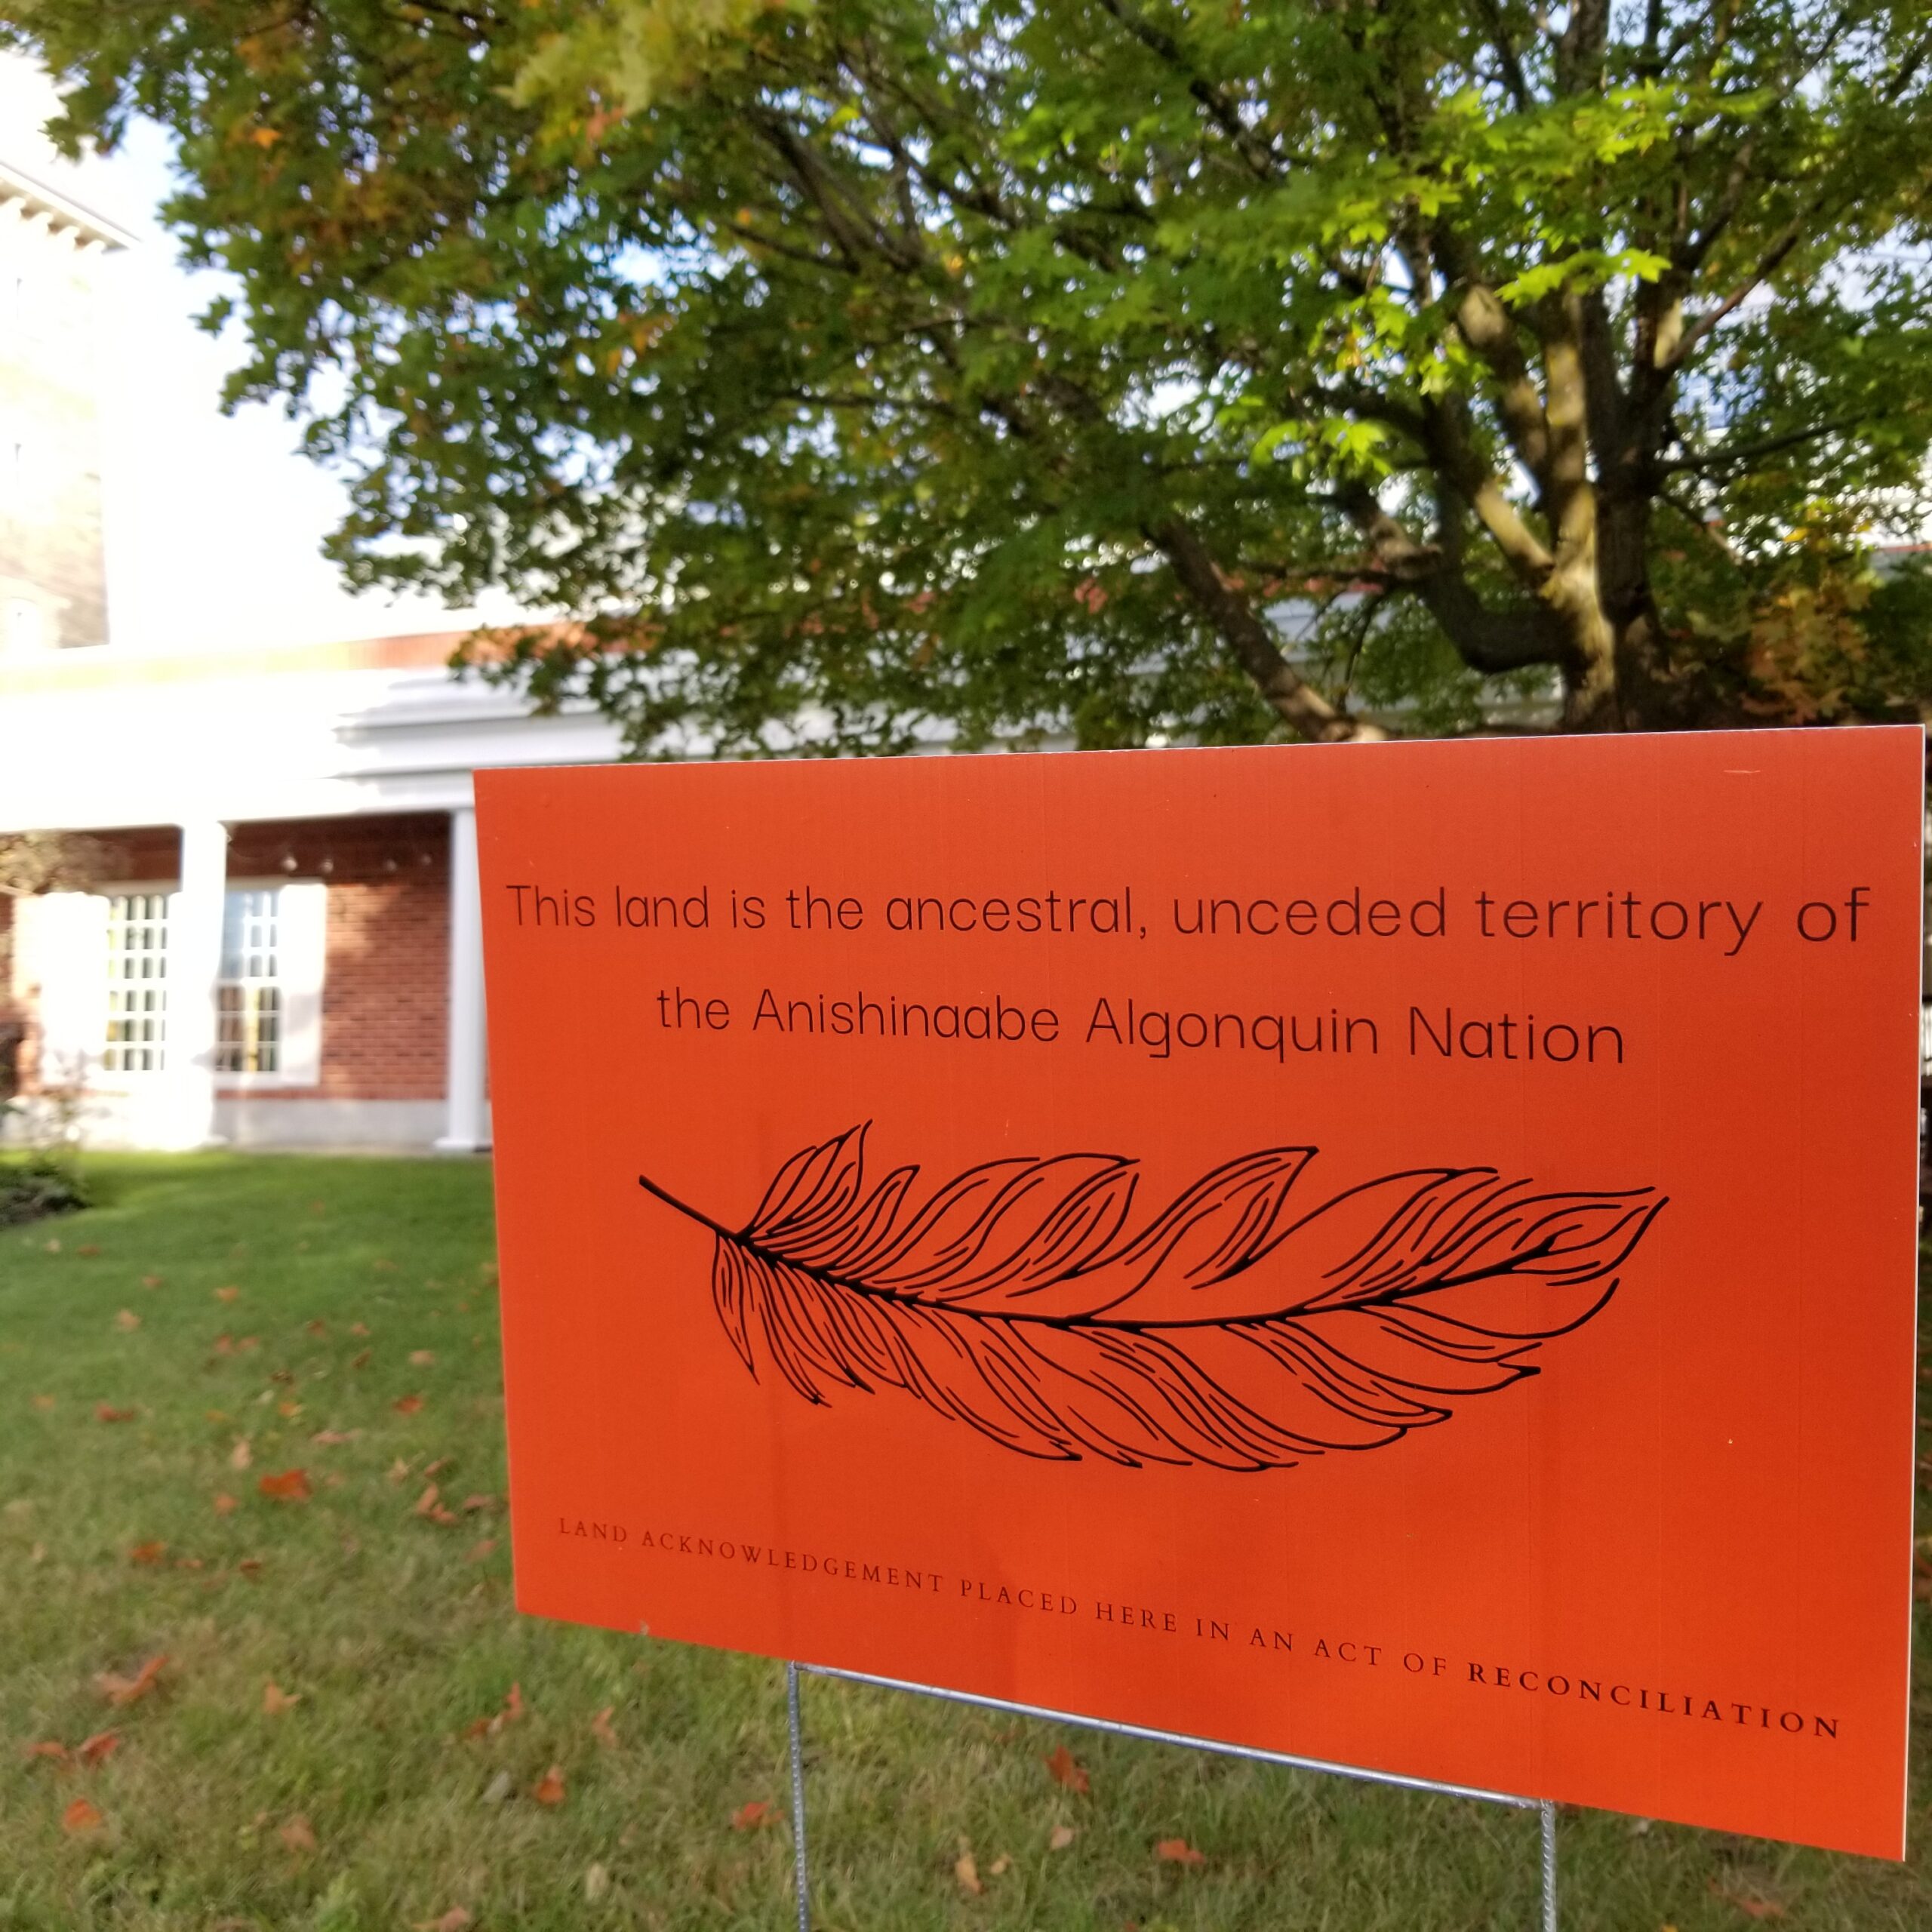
[478,728,1922,1858]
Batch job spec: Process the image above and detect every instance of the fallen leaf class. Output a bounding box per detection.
[175,1555,205,1570]
[140,1274,162,1288]
[113,1309,141,1332]
[413,1912,474,1932]
[532,1764,566,1806]
[278,1812,317,1853]
[31,1395,54,1412]
[1707,1879,1786,1921]
[463,1493,497,1513]
[236,1337,260,1353]
[504,1682,525,1722]
[955,1852,983,1896]
[23,1740,68,1764]
[269,1368,295,1386]
[466,1539,497,1563]
[387,1458,411,1484]
[213,1492,239,1515]
[1049,1824,1077,1850]
[350,1349,372,1369]
[229,1438,253,1472]
[349,1322,370,1337]
[96,1404,136,1424]
[75,1730,120,1767]
[731,1799,776,1830]
[211,1336,235,1357]
[423,1456,455,1479]
[410,1349,436,1366]
[128,1540,168,1565]
[394,1395,425,1416]
[1044,1745,1090,1794]
[95,1654,168,1706]
[989,1854,1011,1876]
[237,1558,264,1580]
[61,1797,103,1835]
[1155,1838,1206,1867]
[591,1705,619,1750]
[214,1286,240,1303]
[312,1429,362,1447]
[277,1401,304,1420]
[263,1681,302,1715]
[414,1483,445,1518]
[77,1242,100,1257]
[481,1768,515,1803]
[305,1319,328,1337]
[584,1862,611,1902]
[43,1237,60,1252]
[257,1469,312,1503]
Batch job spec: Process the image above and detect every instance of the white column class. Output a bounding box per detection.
[161,818,227,1149]
[435,799,489,1152]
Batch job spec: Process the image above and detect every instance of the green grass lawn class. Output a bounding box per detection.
[1,1155,1927,1930]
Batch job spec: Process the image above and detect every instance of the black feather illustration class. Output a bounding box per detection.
[637,1125,1665,1471]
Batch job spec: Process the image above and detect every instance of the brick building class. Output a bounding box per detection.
[0,632,620,1149]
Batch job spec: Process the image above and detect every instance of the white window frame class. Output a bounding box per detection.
[100,883,172,1081]
[214,878,327,1091]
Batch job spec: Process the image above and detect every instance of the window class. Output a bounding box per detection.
[217,888,282,1075]
[103,892,170,1073]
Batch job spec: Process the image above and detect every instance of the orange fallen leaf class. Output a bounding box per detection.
[213,1492,239,1515]
[394,1395,424,1416]
[955,1851,983,1896]
[113,1309,140,1332]
[731,1799,776,1830]
[257,1469,311,1503]
[229,1438,253,1472]
[466,1539,497,1563]
[305,1319,328,1337]
[590,1705,619,1750]
[532,1764,566,1806]
[211,1335,235,1357]
[75,1730,120,1767]
[263,1681,302,1715]
[1048,1824,1077,1850]
[414,1482,443,1517]
[23,1740,68,1764]
[276,1401,303,1420]
[175,1555,205,1570]
[96,1405,136,1423]
[349,1322,370,1337]
[213,1286,239,1303]
[128,1540,168,1565]
[278,1812,317,1853]
[410,1349,436,1366]
[1044,1745,1090,1794]
[140,1274,162,1288]
[76,1243,100,1257]
[989,1854,1010,1876]
[310,1429,361,1446]
[462,1493,497,1512]
[61,1797,103,1835]
[269,1369,295,1386]
[31,1394,54,1412]
[504,1682,525,1722]
[1155,1838,1206,1866]
[423,1456,455,1478]
[411,1911,472,1932]
[95,1654,168,1706]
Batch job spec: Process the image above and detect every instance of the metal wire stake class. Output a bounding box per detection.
[1539,1799,1558,1931]
[786,1663,811,1932]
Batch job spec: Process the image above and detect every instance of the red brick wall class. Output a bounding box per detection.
[18,814,451,1103]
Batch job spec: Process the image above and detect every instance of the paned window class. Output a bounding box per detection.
[103,891,169,1073]
[217,888,283,1075]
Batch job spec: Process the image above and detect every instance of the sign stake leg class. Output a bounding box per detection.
[787,1662,811,1932]
[1537,1800,1553,1924]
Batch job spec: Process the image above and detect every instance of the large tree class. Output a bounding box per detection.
[11,0,1932,747]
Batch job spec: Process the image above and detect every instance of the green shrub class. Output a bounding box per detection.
[0,1150,91,1226]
